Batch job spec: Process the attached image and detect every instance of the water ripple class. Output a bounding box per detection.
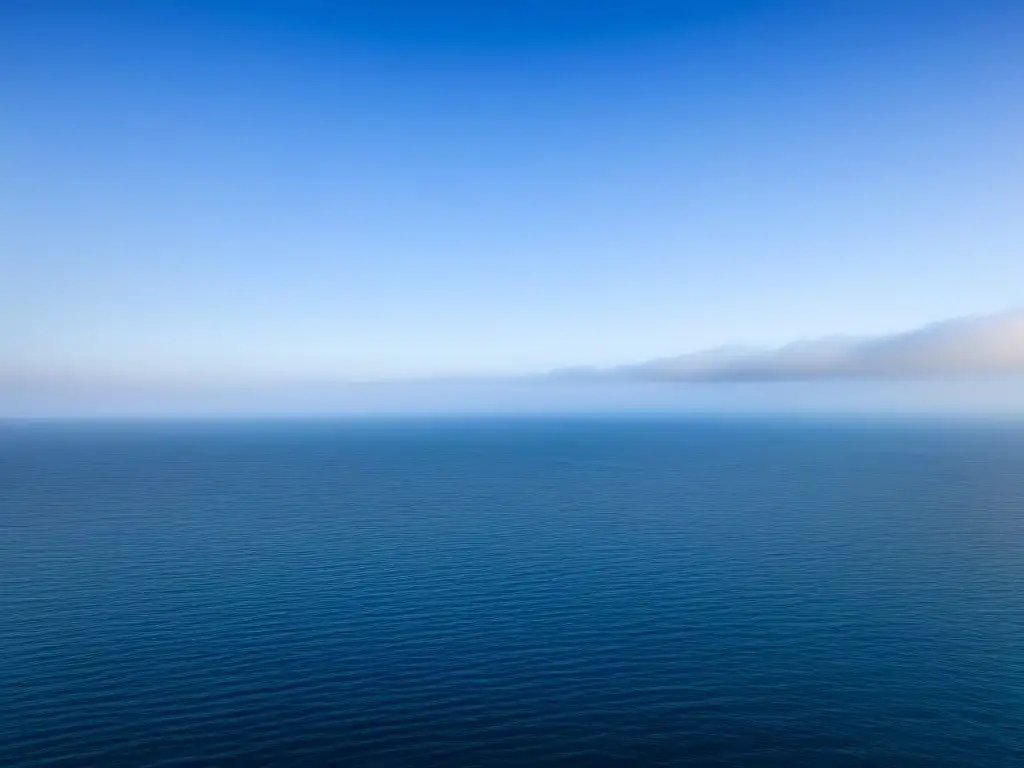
[2,418,1024,766]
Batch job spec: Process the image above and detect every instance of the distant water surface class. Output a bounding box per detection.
[2,417,1023,766]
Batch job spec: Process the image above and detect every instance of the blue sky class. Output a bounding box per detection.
[2,1,1022,413]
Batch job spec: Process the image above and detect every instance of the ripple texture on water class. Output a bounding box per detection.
[2,417,1024,766]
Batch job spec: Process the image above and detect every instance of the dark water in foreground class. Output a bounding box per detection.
[2,417,1024,767]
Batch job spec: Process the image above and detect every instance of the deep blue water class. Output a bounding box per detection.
[2,417,1024,767]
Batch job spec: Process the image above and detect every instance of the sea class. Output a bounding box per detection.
[2,416,1023,766]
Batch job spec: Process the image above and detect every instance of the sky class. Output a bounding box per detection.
[2,0,1022,414]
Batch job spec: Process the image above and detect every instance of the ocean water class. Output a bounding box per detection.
[2,417,1023,767]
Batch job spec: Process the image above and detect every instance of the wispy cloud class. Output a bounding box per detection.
[4,310,1024,416]
[582,309,1024,382]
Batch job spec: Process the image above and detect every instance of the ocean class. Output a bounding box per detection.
[2,417,1023,766]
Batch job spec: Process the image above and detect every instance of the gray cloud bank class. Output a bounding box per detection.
[2,309,1023,417]
[580,309,1024,383]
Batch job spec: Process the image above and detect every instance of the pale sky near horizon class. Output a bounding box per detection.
[2,0,1023,410]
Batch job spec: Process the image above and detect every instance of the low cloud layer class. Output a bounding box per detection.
[601,309,1024,382]
[3,309,1023,416]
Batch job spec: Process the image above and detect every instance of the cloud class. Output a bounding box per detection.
[602,309,1024,382]
[4,310,1024,417]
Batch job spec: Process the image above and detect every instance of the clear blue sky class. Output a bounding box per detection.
[2,0,1022,396]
